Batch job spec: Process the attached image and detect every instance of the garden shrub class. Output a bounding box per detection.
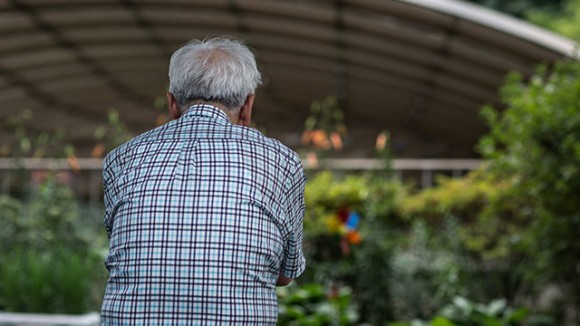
[479,59,580,322]
[1,245,99,314]
[300,171,407,324]
[389,295,536,326]
[391,58,580,324]
[0,174,107,313]
[402,169,535,258]
[399,170,533,301]
[277,282,359,325]
[288,169,540,324]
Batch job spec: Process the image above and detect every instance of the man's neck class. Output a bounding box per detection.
[187,100,238,123]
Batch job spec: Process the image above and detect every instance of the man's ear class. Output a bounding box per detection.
[166,92,182,120]
[237,94,255,127]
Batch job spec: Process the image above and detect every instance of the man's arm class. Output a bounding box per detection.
[277,155,306,287]
[276,273,293,286]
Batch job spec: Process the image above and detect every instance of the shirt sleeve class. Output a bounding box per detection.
[102,152,118,239]
[280,158,307,279]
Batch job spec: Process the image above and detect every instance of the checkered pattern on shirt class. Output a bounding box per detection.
[100,105,306,325]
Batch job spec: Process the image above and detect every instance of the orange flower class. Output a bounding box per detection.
[67,154,80,174]
[345,230,362,245]
[330,132,343,150]
[301,130,312,145]
[91,143,106,158]
[375,132,388,151]
[310,130,331,149]
[306,151,319,169]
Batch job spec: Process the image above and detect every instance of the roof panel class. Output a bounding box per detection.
[0,32,55,53]
[140,8,238,27]
[80,44,163,59]
[39,7,135,26]
[0,48,76,68]
[0,11,36,32]
[0,0,576,158]
[237,0,334,24]
[18,0,120,5]
[449,37,532,73]
[19,63,92,81]
[348,0,454,27]
[458,20,566,61]
[60,26,152,43]
[243,15,335,41]
[344,9,444,49]
[400,0,577,57]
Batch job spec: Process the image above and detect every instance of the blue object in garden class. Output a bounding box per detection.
[346,211,360,230]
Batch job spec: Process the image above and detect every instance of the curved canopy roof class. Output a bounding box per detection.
[0,0,576,158]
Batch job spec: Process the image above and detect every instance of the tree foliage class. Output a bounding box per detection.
[465,0,580,41]
[394,59,580,323]
[464,0,564,19]
[301,171,407,324]
[478,59,580,314]
[527,0,580,40]
[0,175,107,313]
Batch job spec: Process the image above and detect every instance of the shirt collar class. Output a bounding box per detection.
[183,104,230,123]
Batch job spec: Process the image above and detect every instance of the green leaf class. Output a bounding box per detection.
[431,316,455,326]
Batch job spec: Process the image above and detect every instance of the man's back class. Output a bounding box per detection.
[101,105,305,325]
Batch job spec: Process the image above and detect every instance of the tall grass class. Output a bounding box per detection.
[1,245,102,314]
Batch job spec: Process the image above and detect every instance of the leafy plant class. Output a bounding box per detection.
[400,169,531,262]
[301,96,347,152]
[527,0,580,40]
[277,282,359,325]
[437,296,528,325]
[389,296,533,326]
[1,109,77,197]
[2,109,75,159]
[302,171,406,324]
[0,174,107,313]
[0,174,87,250]
[1,246,101,314]
[92,109,133,158]
[478,59,580,322]
[399,172,533,303]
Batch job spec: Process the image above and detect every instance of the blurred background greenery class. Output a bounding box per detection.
[1,1,580,325]
[1,56,579,325]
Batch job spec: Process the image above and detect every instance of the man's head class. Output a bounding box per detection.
[167,37,262,125]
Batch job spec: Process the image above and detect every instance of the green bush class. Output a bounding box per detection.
[1,246,101,314]
[277,282,359,326]
[478,59,580,321]
[0,174,107,313]
[299,169,545,323]
[391,58,580,323]
[389,296,536,326]
[302,171,406,324]
[1,175,83,249]
[399,170,532,302]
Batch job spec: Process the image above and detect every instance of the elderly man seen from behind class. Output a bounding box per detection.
[100,37,306,325]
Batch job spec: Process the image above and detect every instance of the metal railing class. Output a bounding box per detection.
[303,158,482,188]
[0,157,482,203]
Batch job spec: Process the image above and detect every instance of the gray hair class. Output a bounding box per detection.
[168,37,262,111]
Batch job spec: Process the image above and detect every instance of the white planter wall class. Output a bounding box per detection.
[0,312,99,326]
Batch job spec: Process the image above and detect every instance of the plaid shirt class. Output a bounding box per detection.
[101,105,306,325]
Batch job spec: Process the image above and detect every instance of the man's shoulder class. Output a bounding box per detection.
[103,123,171,169]
[243,127,302,166]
